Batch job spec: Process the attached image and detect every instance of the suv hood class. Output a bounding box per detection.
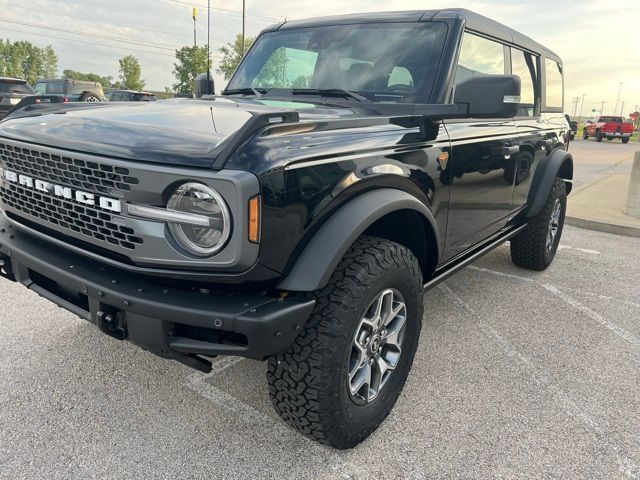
[0,98,357,168]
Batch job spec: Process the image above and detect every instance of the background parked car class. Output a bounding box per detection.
[33,79,105,102]
[105,89,157,102]
[0,77,36,120]
[583,115,634,143]
[564,114,578,140]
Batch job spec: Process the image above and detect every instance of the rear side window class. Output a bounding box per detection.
[454,32,505,87]
[510,48,538,117]
[0,81,34,94]
[544,58,563,110]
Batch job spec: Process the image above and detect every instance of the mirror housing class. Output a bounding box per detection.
[453,74,521,119]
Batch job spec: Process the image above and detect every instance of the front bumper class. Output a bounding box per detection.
[0,215,315,372]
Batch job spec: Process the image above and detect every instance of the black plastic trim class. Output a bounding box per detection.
[277,188,439,292]
[526,148,573,217]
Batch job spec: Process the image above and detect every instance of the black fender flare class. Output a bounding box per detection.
[276,188,440,292]
[526,148,573,217]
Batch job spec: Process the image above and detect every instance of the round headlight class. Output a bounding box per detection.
[167,182,231,256]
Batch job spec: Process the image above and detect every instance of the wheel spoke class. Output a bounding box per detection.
[347,288,407,404]
[350,362,371,397]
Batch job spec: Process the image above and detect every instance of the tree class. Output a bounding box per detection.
[172,45,209,94]
[63,69,113,88]
[0,39,57,85]
[117,55,145,91]
[217,34,254,80]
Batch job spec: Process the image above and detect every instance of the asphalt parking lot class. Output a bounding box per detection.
[1,224,639,479]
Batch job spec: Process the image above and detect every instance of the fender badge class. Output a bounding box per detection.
[437,152,449,171]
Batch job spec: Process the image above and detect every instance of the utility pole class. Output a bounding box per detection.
[571,96,580,117]
[620,101,625,117]
[192,7,197,47]
[241,0,246,55]
[600,101,606,115]
[578,94,586,119]
[614,82,623,116]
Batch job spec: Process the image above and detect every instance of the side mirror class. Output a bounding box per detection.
[453,74,521,119]
[195,72,215,98]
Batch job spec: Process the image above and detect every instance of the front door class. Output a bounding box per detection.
[441,120,518,260]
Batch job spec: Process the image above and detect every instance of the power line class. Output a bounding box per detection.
[0,26,175,58]
[0,17,178,51]
[155,0,279,22]
[1,1,194,43]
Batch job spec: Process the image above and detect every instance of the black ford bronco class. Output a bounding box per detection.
[0,9,572,449]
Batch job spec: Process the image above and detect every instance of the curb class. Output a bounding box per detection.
[565,215,640,238]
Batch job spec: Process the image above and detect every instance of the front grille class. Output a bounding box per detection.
[0,183,143,250]
[0,142,139,195]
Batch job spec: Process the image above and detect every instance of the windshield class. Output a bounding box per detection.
[226,22,447,103]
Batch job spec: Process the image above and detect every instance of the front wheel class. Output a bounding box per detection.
[582,129,589,140]
[510,177,567,271]
[596,131,603,142]
[267,236,423,449]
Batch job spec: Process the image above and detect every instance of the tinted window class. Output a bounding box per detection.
[252,47,318,89]
[36,81,65,94]
[454,33,505,87]
[599,116,623,123]
[0,81,34,94]
[229,22,448,103]
[511,48,538,116]
[544,58,563,108]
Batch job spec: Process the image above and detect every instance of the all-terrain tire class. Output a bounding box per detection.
[81,93,100,102]
[267,236,423,449]
[510,177,567,271]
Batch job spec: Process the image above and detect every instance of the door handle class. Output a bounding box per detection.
[502,145,520,158]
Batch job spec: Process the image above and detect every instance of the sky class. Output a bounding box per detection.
[1,0,639,117]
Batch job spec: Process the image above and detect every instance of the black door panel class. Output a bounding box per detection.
[442,120,518,260]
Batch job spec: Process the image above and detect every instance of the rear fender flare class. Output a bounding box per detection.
[276,189,439,292]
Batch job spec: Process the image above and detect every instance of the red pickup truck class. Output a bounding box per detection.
[583,116,634,143]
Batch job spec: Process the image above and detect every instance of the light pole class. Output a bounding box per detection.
[578,94,586,119]
[600,101,606,115]
[206,0,211,94]
[192,7,197,47]
[614,82,622,116]
[620,101,625,118]
[242,0,246,56]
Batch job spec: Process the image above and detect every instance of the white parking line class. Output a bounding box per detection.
[185,357,363,478]
[468,265,534,283]
[439,283,640,479]
[544,284,640,349]
[558,245,601,255]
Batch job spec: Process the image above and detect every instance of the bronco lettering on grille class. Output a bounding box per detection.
[2,169,122,213]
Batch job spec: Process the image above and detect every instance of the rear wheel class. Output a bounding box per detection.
[622,137,630,144]
[81,93,100,102]
[510,177,567,271]
[267,236,423,449]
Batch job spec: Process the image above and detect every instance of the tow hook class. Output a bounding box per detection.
[96,309,127,340]
[0,255,15,281]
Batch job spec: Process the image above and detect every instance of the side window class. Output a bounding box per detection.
[454,32,505,87]
[544,58,563,109]
[510,48,538,117]
[252,47,318,89]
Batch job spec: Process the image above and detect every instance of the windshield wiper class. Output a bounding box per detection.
[223,87,267,97]
[290,88,368,102]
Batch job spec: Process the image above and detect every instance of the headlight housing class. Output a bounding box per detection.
[167,182,231,256]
